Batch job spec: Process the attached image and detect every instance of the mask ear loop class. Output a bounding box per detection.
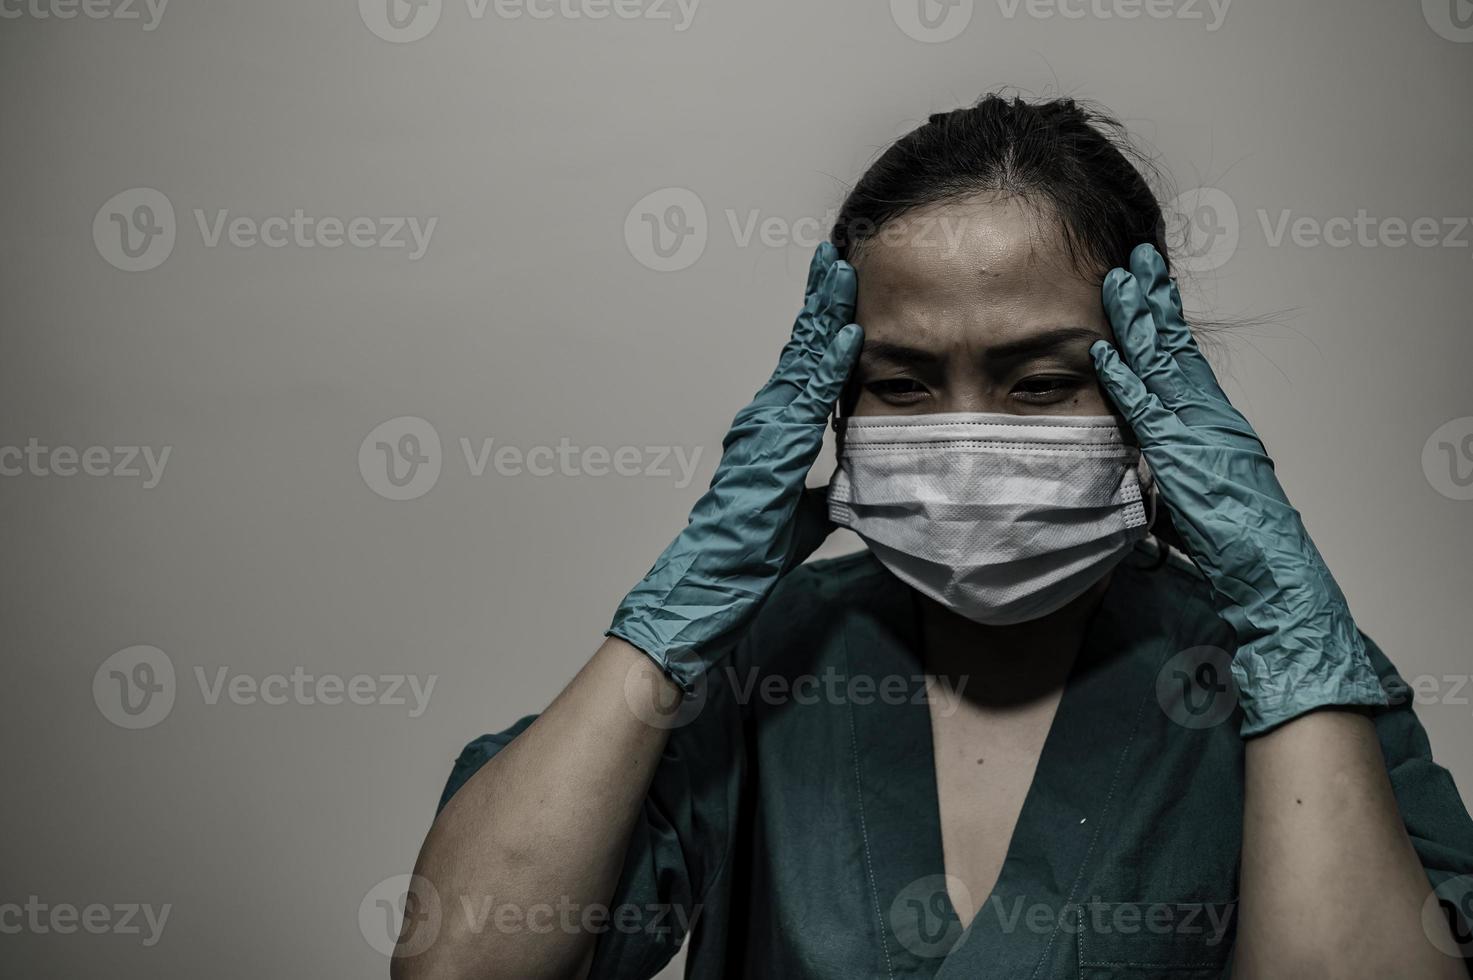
[1139,456,1159,526]
[1137,455,1172,571]
[831,375,858,457]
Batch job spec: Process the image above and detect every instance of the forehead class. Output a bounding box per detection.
[852,193,1104,347]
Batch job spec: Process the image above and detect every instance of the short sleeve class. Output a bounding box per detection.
[437,714,538,814]
[434,670,746,979]
[1365,632,1473,974]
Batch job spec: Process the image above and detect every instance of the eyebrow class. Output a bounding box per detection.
[858,340,945,370]
[859,325,1102,369]
[985,325,1103,363]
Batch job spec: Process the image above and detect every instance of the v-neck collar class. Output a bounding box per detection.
[841,550,1191,979]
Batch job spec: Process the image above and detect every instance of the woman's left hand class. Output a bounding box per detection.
[1091,243,1386,736]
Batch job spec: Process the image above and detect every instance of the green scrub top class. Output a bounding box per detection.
[437,541,1473,978]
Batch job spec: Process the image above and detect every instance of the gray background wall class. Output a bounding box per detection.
[2,0,1470,976]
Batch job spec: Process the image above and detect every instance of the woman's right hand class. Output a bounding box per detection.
[607,243,862,694]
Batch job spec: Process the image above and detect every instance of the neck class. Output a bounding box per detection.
[919,575,1110,708]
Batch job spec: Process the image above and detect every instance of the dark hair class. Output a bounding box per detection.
[831,93,1168,280]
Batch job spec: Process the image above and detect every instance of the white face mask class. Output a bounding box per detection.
[828,412,1154,626]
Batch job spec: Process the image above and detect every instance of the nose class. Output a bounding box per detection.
[929,367,1012,415]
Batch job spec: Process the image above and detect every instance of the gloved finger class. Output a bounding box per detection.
[789,323,863,424]
[780,485,836,575]
[797,261,844,351]
[1090,340,1183,447]
[769,261,842,393]
[1104,266,1191,410]
[775,256,856,392]
[1129,244,1221,395]
[816,260,857,340]
[803,242,839,314]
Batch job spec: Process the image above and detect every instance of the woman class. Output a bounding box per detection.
[396,95,1473,979]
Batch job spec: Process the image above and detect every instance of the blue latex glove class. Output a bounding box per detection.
[1092,244,1387,736]
[608,243,862,694]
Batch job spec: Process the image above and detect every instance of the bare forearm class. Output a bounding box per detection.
[394,637,677,980]
[1234,709,1462,979]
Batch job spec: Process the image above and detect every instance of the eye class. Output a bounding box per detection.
[864,378,930,405]
[1011,375,1084,405]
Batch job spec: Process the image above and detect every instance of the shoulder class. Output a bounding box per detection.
[778,548,891,601]
[761,547,903,628]
[1114,537,1220,618]
[732,548,901,669]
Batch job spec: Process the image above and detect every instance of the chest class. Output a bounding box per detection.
[732,667,1245,980]
[927,688,1064,927]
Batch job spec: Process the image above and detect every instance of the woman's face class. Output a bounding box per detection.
[849,193,1115,419]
